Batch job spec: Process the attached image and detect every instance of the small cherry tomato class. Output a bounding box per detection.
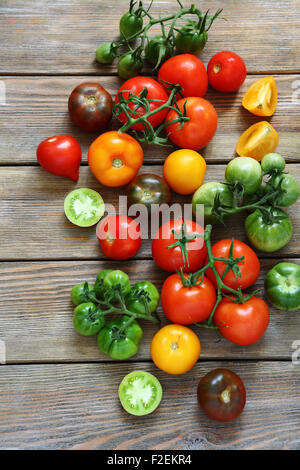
[68,82,113,132]
[207,51,247,92]
[150,324,201,375]
[152,219,207,273]
[197,369,246,422]
[165,97,217,150]
[161,273,216,325]
[88,131,143,187]
[214,295,270,346]
[163,149,206,195]
[36,135,81,181]
[115,77,168,131]
[97,215,142,260]
[158,54,208,98]
[205,239,260,290]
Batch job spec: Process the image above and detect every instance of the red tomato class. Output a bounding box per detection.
[36,135,81,181]
[161,273,216,325]
[115,77,168,131]
[206,239,260,290]
[214,296,269,346]
[207,51,247,92]
[165,97,217,150]
[97,215,142,260]
[158,54,208,98]
[152,219,207,273]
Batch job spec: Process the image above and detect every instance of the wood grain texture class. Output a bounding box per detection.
[0,75,300,164]
[0,362,299,450]
[1,258,300,362]
[1,165,300,260]
[0,0,299,75]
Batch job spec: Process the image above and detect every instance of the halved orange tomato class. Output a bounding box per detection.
[242,76,277,117]
[236,121,279,161]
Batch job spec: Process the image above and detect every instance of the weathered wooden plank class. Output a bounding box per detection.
[1,165,300,260]
[0,75,299,164]
[0,258,299,362]
[0,362,299,450]
[0,0,299,75]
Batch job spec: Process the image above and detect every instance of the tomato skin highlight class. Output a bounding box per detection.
[205,239,260,290]
[166,97,218,150]
[37,135,81,181]
[88,131,143,187]
[115,77,168,131]
[152,219,207,273]
[214,296,270,346]
[68,82,113,132]
[97,215,142,260]
[161,273,216,325]
[150,324,201,375]
[207,51,247,92]
[158,54,208,98]
[197,368,246,422]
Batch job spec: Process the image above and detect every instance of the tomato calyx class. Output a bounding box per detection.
[167,222,203,268]
[114,83,189,146]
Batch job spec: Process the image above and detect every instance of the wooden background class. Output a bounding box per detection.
[0,0,300,450]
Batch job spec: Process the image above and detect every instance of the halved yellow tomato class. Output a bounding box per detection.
[242,76,277,117]
[236,121,279,161]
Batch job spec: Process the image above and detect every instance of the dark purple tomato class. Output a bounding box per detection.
[197,368,246,422]
[126,173,171,213]
[68,82,113,132]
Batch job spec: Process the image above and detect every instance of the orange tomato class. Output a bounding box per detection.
[236,121,279,161]
[150,324,201,375]
[88,131,143,187]
[163,149,207,195]
[242,76,277,117]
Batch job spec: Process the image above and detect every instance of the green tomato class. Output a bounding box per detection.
[225,157,262,195]
[145,36,173,68]
[73,302,105,336]
[118,52,143,80]
[96,42,117,64]
[192,182,234,225]
[266,174,300,207]
[97,316,143,360]
[119,371,163,416]
[265,262,300,311]
[126,281,159,315]
[71,282,94,306]
[175,30,208,54]
[245,208,293,253]
[261,153,285,173]
[103,270,131,301]
[94,269,113,299]
[120,12,143,39]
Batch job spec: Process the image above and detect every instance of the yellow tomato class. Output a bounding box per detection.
[150,324,201,375]
[163,149,206,195]
[88,131,143,187]
[242,76,277,117]
[236,121,279,161]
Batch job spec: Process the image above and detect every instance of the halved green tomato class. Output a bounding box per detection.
[64,188,105,227]
[118,371,163,416]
